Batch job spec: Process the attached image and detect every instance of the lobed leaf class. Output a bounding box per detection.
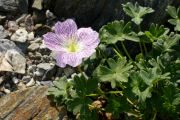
[99,20,139,44]
[122,2,154,25]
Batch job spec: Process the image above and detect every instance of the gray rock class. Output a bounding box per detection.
[7,21,19,32]
[22,76,31,83]
[28,43,39,51]
[32,0,43,10]
[27,65,36,74]
[0,26,8,39]
[0,49,26,74]
[34,69,44,77]
[0,39,26,74]
[37,63,53,70]
[0,39,19,51]
[0,0,28,15]
[27,32,34,41]
[0,76,4,85]
[26,78,35,87]
[40,81,53,87]
[36,63,56,80]
[12,77,19,84]
[10,28,28,43]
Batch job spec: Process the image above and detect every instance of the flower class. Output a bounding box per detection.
[43,19,100,67]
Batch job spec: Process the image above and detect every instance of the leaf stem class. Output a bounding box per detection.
[142,42,148,55]
[112,47,123,59]
[138,25,145,56]
[139,42,144,56]
[152,110,157,120]
[121,41,132,60]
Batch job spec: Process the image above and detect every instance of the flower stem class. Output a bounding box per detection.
[121,41,132,60]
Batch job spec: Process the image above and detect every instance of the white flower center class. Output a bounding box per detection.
[65,37,82,53]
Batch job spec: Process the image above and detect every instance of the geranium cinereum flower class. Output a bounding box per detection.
[43,19,100,67]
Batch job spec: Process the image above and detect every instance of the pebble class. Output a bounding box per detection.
[27,32,35,41]
[3,87,11,94]
[0,25,8,39]
[37,63,54,70]
[26,78,35,87]
[28,43,39,51]
[22,76,31,83]
[40,81,53,86]
[18,82,26,90]
[8,21,19,32]
[27,65,36,73]
[12,77,19,84]
[11,28,28,43]
[0,76,4,85]
[34,69,44,77]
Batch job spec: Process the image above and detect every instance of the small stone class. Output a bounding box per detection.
[37,63,53,70]
[27,32,34,41]
[11,28,28,43]
[34,69,45,77]
[0,76,4,85]
[8,21,19,32]
[3,87,11,94]
[12,77,19,84]
[0,25,8,39]
[26,78,35,87]
[40,81,53,87]
[28,43,39,51]
[17,82,26,90]
[35,37,42,43]
[22,76,31,83]
[36,80,41,85]
[27,65,36,73]
[39,41,46,49]
[46,10,56,19]
[32,0,43,10]
[28,52,34,58]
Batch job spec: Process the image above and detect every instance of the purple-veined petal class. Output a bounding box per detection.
[55,52,82,67]
[43,32,67,51]
[79,49,96,58]
[77,28,100,49]
[54,19,77,37]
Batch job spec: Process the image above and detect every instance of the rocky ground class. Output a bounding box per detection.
[0,0,180,119]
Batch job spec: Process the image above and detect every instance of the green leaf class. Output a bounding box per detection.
[66,73,98,119]
[105,95,130,119]
[162,85,180,116]
[130,67,170,102]
[166,6,180,31]
[99,20,139,44]
[153,33,180,53]
[145,23,169,42]
[166,6,178,19]
[94,57,133,88]
[48,77,68,104]
[122,2,154,25]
